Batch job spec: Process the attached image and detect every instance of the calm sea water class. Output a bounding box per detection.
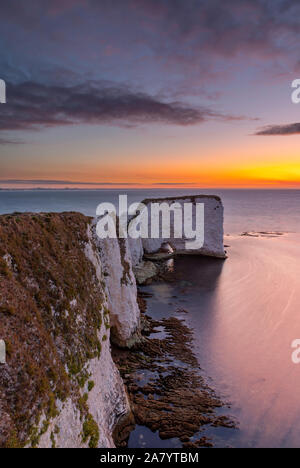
[136,235,300,448]
[1,188,300,234]
[2,189,300,447]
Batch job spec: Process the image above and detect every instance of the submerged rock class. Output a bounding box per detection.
[114,307,237,448]
[133,261,158,285]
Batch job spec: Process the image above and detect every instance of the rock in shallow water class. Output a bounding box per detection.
[133,261,158,285]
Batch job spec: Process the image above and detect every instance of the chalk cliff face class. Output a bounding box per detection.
[0,195,225,448]
[0,213,131,448]
[93,224,141,349]
[38,331,129,448]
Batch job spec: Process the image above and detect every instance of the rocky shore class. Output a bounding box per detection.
[113,285,236,448]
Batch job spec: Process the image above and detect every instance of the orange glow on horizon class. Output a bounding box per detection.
[74,161,300,189]
[2,159,300,189]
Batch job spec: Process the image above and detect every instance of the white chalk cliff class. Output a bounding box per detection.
[35,224,132,448]
[140,195,226,259]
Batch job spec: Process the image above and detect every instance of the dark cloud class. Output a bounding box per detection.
[0,81,245,142]
[255,123,300,135]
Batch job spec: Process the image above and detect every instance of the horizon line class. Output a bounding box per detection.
[1,179,300,190]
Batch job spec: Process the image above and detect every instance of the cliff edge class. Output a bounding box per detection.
[0,213,133,448]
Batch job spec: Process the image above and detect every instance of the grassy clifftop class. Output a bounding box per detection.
[0,213,106,447]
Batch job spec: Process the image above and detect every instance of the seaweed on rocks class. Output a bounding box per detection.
[112,291,237,448]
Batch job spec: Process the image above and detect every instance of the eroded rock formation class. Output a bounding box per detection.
[140,195,226,259]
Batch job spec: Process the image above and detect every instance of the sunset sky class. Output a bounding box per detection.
[1,0,300,188]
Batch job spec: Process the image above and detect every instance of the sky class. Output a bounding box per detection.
[1,0,300,188]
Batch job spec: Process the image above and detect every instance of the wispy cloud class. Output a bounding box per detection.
[0,179,141,186]
[0,179,202,187]
[153,182,198,186]
[255,123,300,136]
[0,138,25,145]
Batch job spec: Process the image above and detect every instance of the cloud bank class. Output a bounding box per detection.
[0,81,245,141]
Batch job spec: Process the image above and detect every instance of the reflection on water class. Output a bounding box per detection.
[165,258,175,273]
[129,426,181,449]
[142,234,300,448]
